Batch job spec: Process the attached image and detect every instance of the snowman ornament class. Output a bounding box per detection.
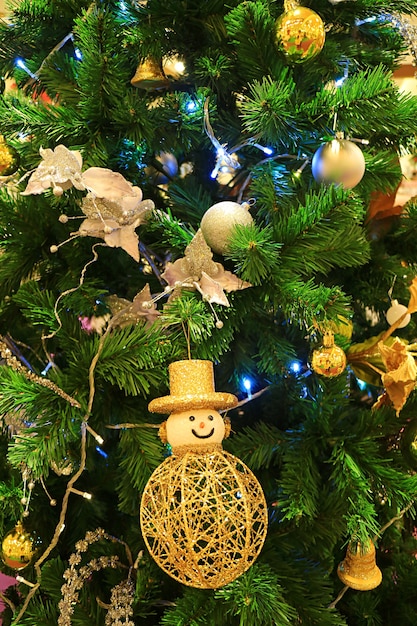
[140,359,268,589]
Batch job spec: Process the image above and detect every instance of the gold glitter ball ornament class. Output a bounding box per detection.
[275,3,325,64]
[312,137,366,190]
[142,359,267,588]
[200,201,254,255]
[337,541,382,591]
[1,521,40,570]
[0,137,20,176]
[311,332,347,378]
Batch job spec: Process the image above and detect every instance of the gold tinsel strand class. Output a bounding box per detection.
[58,528,124,626]
[0,338,81,408]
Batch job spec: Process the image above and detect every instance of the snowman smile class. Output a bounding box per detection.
[192,428,215,439]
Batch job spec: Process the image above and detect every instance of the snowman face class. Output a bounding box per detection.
[165,408,225,448]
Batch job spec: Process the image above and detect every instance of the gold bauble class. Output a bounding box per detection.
[0,137,20,176]
[275,5,325,64]
[200,201,254,255]
[140,447,268,589]
[337,541,382,591]
[1,521,40,570]
[312,138,366,190]
[311,332,347,378]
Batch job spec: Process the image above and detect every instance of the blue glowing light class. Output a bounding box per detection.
[96,446,108,459]
[15,58,37,79]
[290,361,301,374]
[186,100,196,112]
[357,379,367,391]
[120,1,127,10]
[242,377,252,392]
[335,76,347,88]
[74,48,83,61]
[262,147,274,155]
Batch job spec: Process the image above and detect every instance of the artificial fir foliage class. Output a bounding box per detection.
[0,0,417,624]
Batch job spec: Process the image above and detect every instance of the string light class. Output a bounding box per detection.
[290,361,301,374]
[96,446,108,459]
[70,488,93,500]
[15,58,37,79]
[86,424,104,445]
[242,377,253,399]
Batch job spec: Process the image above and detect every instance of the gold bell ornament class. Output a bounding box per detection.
[311,331,347,378]
[275,0,326,64]
[311,132,366,190]
[200,200,254,255]
[337,540,382,591]
[1,521,41,570]
[140,359,268,589]
[130,57,169,90]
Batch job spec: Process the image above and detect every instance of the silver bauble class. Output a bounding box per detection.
[312,139,366,189]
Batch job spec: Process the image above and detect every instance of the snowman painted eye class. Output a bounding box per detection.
[189,415,195,422]
[208,415,214,421]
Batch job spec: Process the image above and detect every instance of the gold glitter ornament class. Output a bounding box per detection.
[141,360,268,589]
[130,58,169,90]
[311,331,347,378]
[0,137,19,176]
[1,521,40,570]
[275,1,325,64]
[312,136,366,190]
[200,201,254,255]
[337,541,382,591]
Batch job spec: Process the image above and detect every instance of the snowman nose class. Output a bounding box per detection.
[199,421,205,429]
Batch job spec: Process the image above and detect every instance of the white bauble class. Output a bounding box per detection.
[386,300,411,328]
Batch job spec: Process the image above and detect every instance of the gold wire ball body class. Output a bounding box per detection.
[1,522,40,570]
[312,139,366,190]
[275,6,325,63]
[200,201,253,255]
[140,448,268,589]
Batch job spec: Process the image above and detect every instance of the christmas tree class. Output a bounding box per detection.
[1,0,417,623]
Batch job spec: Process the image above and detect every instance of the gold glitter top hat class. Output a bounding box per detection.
[148,359,238,414]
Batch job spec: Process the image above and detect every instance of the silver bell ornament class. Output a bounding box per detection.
[200,200,254,255]
[312,135,366,190]
[386,300,411,328]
